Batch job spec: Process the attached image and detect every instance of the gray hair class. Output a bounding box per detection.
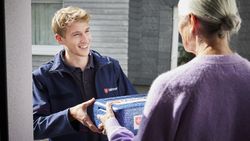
[180,0,242,38]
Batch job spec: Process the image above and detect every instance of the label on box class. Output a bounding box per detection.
[133,115,142,130]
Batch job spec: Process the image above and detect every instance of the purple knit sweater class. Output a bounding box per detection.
[105,53,250,141]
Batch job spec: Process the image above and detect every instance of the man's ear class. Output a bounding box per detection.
[55,34,64,44]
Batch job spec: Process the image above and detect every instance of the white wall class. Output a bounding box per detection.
[5,0,33,140]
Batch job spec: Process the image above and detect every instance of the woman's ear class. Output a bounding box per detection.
[55,34,64,44]
[190,14,198,34]
[181,14,197,54]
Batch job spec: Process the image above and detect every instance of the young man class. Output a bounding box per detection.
[33,6,137,141]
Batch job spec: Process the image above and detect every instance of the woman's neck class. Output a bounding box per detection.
[195,36,233,56]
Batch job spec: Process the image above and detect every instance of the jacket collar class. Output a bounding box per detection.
[91,50,112,68]
[49,50,70,73]
[49,49,112,72]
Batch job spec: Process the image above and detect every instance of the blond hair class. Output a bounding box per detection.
[51,6,90,37]
[179,0,241,38]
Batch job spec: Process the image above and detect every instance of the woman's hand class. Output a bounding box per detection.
[98,102,116,134]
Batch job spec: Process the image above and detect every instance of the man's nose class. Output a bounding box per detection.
[80,33,88,42]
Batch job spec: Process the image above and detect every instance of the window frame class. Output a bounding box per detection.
[171,7,179,69]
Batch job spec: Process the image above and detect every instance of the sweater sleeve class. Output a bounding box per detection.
[105,117,134,141]
[136,72,193,141]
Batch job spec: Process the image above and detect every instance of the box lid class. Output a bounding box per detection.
[94,94,147,111]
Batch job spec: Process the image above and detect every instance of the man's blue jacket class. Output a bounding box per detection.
[33,50,137,141]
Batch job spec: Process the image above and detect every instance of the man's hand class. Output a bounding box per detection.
[69,98,101,133]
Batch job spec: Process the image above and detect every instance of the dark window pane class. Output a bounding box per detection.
[32,3,62,45]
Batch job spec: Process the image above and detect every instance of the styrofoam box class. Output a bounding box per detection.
[92,94,147,134]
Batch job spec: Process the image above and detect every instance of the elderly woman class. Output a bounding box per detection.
[99,0,250,141]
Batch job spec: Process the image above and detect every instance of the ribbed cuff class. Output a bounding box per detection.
[105,117,122,139]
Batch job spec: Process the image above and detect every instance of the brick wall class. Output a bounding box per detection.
[128,0,172,86]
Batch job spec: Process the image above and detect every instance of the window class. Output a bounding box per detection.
[32,0,63,55]
[171,7,179,69]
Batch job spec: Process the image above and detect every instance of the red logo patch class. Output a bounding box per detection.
[134,115,142,129]
[135,116,142,125]
[104,88,109,94]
